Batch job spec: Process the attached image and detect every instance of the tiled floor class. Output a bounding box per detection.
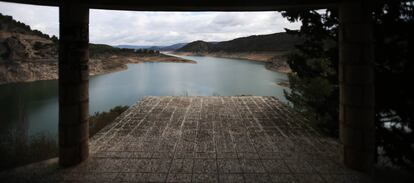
[0,96,370,182]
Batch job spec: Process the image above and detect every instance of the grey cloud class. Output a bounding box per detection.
[1,2,300,46]
[211,13,246,27]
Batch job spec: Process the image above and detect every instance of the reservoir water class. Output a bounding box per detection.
[0,55,288,140]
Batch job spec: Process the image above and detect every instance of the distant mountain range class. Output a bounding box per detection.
[177,32,302,53]
[116,32,301,54]
[116,43,187,51]
[116,45,153,49]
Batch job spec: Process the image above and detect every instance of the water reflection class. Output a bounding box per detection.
[0,81,59,137]
[0,55,289,166]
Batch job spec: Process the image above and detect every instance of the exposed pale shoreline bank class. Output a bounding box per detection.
[0,54,195,85]
[173,51,292,74]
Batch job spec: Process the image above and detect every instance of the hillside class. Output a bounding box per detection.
[117,43,187,51]
[175,32,301,73]
[0,13,56,41]
[178,41,212,52]
[116,45,152,49]
[0,13,192,84]
[148,43,187,51]
[177,32,301,53]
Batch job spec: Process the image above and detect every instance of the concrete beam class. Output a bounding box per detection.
[58,2,90,167]
[0,0,344,11]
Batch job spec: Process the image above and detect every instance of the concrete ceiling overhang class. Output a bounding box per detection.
[0,0,348,11]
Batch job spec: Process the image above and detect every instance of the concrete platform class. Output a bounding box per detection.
[0,96,370,182]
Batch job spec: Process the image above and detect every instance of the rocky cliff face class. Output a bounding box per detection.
[0,59,129,85]
[0,13,131,84]
[0,62,57,84]
[0,32,57,61]
[0,31,130,84]
[0,13,59,84]
[0,30,59,84]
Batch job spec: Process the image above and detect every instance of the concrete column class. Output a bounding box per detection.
[339,1,375,172]
[58,3,90,167]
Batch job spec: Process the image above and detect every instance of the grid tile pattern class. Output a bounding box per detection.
[0,96,370,183]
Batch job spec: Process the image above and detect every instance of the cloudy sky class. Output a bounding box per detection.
[0,2,301,46]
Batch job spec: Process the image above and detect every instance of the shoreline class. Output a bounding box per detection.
[0,62,129,85]
[174,51,291,74]
[0,54,195,85]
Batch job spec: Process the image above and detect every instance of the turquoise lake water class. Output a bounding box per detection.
[0,55,288,140]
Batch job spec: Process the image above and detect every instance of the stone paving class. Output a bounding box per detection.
[0,96,370,182]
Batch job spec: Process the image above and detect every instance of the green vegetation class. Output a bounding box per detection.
[282,11,339,136]
[135,48,160,55]
[0,13,52,39]
[89,44,160,57]
[89,44,135,57]
[0,105,129,171]
[282,1,413,169]
[89,105,129,137]
[177,32,302,53]
[0,132,58,171]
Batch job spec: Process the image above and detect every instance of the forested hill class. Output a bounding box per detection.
[177,32,302,53]
[0,13,56,40]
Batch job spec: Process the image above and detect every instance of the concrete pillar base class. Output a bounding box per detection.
[58,3,90,167]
